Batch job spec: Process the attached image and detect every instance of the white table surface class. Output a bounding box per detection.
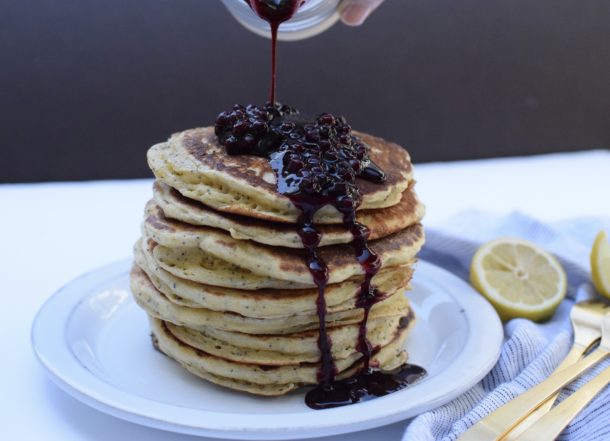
[3,149,610,441]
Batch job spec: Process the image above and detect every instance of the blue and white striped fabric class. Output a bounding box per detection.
[403,211,610,441]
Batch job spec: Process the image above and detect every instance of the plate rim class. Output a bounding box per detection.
[31,258,503,440]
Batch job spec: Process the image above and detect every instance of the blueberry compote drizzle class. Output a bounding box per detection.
[245,0,305,103]
[215,104,426,408]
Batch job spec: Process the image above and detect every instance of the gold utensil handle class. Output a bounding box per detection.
[518,363,610,441]
[458,348,609,441]
[503,344,587,440]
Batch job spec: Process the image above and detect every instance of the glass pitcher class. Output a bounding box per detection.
[221,0,341,41]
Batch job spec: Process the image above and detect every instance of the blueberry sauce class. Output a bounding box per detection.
[305,362,426,410]
[216,0,426,411]
[245,0,305,103]
[215,104,426,408]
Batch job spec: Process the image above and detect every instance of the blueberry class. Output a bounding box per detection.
[216,112,229,125]
[280,121,295,132]
[336,160,350,171]
[325,164,337,174]
[315,174,331,189]
[317,113,335,126]
[280,104,293,114]
[233,121,248,136]
[336,195,355,211]
[285,158,304,173]
[243,134,257,148]
[224,136,239,154]
[300,176,314,192]
[251,120,268,134]
[337,124,351,135]
[318,140,331,151]
[332,182,349,194]
[350,159,363,173]
[324,151,338,162]
[319,125,331,138]
[355,144,367,160]
[305,130,320,142]
[339,134,351,145]
[340,168,355,181]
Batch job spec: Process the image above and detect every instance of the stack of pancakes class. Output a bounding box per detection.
[130,127,425,396]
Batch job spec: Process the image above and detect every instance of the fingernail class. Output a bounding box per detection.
[341,3,373,26]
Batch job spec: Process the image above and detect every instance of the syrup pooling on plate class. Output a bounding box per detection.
[305,362,426,410]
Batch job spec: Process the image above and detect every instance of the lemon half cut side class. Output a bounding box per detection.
[470,238,567,322]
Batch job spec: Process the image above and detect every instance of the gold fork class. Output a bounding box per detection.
[503,301,609,440]
[459,303,610,441]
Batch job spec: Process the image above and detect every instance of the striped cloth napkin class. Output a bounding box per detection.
[403,211,610,441]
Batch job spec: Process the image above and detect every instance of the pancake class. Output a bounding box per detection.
[147,127,413,223]
[152,181,425,248]
[166,313,411,365]
[188,310,414,362]
[137,238,311,290]
[150,316,412,395]
[143,212,424,285]
[135,241,413,318]
[131,266,411,334]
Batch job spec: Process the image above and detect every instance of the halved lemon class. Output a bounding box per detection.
[470,238,567,322]
[591,230,610,299]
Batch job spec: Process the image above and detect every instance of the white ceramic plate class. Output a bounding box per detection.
[32,259,502,440]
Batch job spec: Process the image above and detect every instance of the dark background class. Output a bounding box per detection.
[2,0,609,183]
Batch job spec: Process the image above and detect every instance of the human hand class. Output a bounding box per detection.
[340,0,385,26]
